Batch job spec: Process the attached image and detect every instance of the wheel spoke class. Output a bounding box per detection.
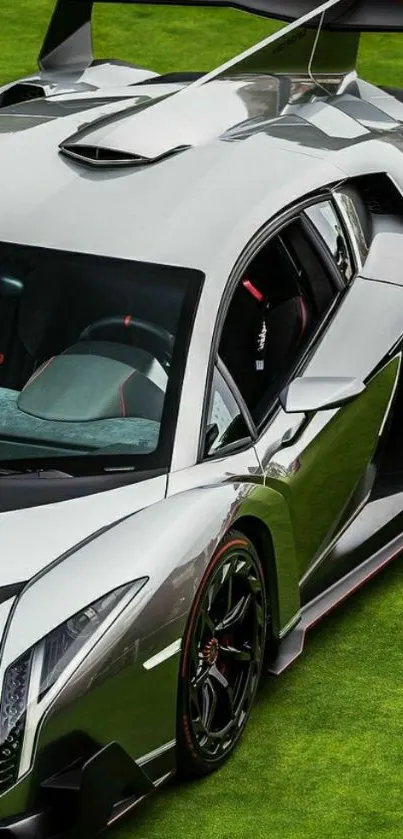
[204,611,216,636]
[200,680,218,730]
[219,643,253,663]
[192,664,210,690]
[206,575,221,613]
[209,665,235,716]
[215,592,252,633]
[209,663,229,690]
[197,607,216,639]
[226,574,234,613]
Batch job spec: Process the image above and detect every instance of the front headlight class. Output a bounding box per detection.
[40,585,136,697]
[0,578,147,794]
[0,650,33,793]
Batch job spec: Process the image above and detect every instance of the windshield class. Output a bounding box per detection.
[0,243,202,474]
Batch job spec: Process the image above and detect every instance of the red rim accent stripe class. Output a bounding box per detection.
[308,545,403,632]
[124,315,132,327]
[181,537,248,678]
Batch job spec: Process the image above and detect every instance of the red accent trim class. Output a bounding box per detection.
[181,538,248,678]
[298,297,307,341]
[308,545,403,633]
[242,279,264,303]
[119,369,137,417]
[0,354,4,365]
[22,357,55,390]
[274,541,403,677]
[124,315,132,328]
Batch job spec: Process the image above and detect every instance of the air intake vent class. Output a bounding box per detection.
[354,173,403,215]
[60,142,190,168]
[0,83,46,109]
[61,143,147,166]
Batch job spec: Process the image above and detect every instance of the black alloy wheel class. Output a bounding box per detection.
[177,530,268,777]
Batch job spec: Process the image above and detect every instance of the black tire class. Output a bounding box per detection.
[176,529,268,778]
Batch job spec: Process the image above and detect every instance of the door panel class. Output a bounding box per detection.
[168,446,302,634]
[256,354,401,579]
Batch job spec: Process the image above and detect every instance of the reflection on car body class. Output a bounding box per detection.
[1,0,403,836]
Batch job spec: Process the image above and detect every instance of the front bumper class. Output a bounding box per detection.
[0,742,159,839]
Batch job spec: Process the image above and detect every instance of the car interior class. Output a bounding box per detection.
[0,249,190,460]
[219,217,342,425]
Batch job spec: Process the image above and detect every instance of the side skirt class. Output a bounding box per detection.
[268,531,403,675]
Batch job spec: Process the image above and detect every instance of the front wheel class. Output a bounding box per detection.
[176,530,268,778]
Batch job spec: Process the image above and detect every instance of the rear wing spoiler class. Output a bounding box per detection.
[39,0,403,72]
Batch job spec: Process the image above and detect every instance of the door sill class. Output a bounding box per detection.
[268,531,403,675]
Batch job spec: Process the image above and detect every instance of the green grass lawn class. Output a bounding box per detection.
[116,561,403,839]
[2,0,403,84]
[2,3,403,838]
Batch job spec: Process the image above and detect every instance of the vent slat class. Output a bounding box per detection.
[59,142,190,168]
[0,83,45,109]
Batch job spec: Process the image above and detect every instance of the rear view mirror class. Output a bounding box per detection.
[280,376,365,414]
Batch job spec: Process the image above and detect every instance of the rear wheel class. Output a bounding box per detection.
[176,530,267,777]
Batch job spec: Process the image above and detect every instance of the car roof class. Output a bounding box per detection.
[2,68,403,282]
[3,0,403,288]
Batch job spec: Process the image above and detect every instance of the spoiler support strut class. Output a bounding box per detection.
[38,0,403,75]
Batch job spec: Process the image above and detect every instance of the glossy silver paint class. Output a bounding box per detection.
[2,0,403,827]
[280,376,365,413]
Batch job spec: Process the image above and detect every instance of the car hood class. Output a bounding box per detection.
[0,473,167,586]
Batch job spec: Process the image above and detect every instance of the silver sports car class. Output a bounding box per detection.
[1,0,403,834]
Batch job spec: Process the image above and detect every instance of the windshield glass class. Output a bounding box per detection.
[0,242,202,474]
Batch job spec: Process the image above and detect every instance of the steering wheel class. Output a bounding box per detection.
[79,316,174,370]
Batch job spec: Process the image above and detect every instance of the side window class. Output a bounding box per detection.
[218,219,340,426]
[304,200,354,284]
[204,366,250,456]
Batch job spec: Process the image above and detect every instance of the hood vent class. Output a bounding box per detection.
[0,83,46,109]
[60,141,190,168]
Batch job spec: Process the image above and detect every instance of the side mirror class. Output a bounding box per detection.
[280,376,365,414]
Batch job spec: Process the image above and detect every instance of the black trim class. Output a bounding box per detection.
[0,469,167,513]
[137,72,206,85]
[0,742,157,839]
[217,358,257,439]
[0,583,25,603]
[0,808,64,839]
[75,743,154,836]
